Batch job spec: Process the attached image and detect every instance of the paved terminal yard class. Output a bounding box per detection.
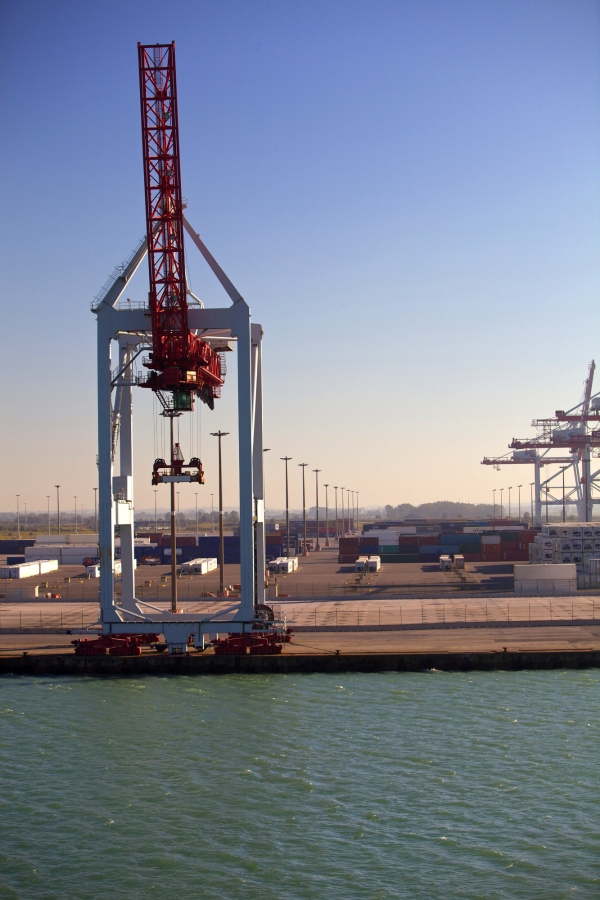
[2,547,526,604]
[2,547,600,672]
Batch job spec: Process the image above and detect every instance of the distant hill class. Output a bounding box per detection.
[382,501,496,520]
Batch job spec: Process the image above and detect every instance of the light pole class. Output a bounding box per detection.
[299,463,308,555]
[324,484,330,547]
[16,495,20,539]
[93,487,98,534]
[55,485,61,535]
[349,491,354,532]
[313,469,321,551]
[493,489,496,520]
[530,482,534,524]
[340,488,345,535]
[507,487,512,521]
[195,493,199,537]
[74,496,78,534]
[517,485,522,522]
[356,491,359,532]
[263,449,271,528]
[334,487,339,541]
[211,431,230,594]
[46,496,51,535]
[500,488,504,520]
[280,457,292,558]
[153,490,157,532]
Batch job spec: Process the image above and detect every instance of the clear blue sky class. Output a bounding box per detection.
[0,0,599,516]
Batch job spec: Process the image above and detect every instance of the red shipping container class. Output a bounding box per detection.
[502,551,530,561]
[462,553,482,562]
[338,554,359,563]
[481,547,501,561]
[360,537,379,546]
[502,541,519,551]
[339,539,359,551]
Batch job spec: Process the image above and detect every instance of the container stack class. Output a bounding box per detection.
[339,524,536,564]
[528,523,600,573]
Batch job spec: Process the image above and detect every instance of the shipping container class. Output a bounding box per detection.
[367,556,381,572]
[355,556,369,572]
[439,555,452,571]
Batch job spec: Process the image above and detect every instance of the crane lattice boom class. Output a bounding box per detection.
[138,42,223,410]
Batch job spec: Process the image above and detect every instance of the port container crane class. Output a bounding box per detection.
[89,43,285,653]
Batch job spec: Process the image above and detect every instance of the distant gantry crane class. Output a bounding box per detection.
[89,43,286,653]
[482,362,600,524]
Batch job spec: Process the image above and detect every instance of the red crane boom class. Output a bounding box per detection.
[137,42,223,410]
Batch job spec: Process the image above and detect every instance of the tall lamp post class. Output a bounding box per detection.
[46,495,51,535]
[517,484,522,522]
[211,431,230,594]
[299,463,308,555]
[55,485,61,535]
[507,486,512,521]
[313,469,321,551]
[340,488,345,536]
[280,456,292,559]
[493,489,496,520]
[349,491,354,532]
[334,487,339,541]
[324,484,330,547]
[500,488,504,520]
[16,495,20,539]
[356,491,359,532]
[530,482,534,524]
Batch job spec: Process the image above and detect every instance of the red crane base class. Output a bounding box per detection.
[72,634,161,657]
[213,630,293,656]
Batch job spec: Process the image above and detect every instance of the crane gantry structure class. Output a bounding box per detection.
[89,42,285,654]
[482,362,600,524]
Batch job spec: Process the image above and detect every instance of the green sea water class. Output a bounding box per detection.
[0,670,598,899]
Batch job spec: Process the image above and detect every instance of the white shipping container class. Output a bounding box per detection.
[514,563,577,581]
[367,556,381,572]
[39,560,58,574]
[8,562,41,579]
[180,558,205,575]
[204,558,218,572]
[278,558,297,574]
[67,534,99,544]
[87,565,101,578]
[453,554,465,569]
[355,556,369,572]
[439,555,452,570]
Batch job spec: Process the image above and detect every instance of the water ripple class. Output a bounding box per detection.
[0,671,598,898]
